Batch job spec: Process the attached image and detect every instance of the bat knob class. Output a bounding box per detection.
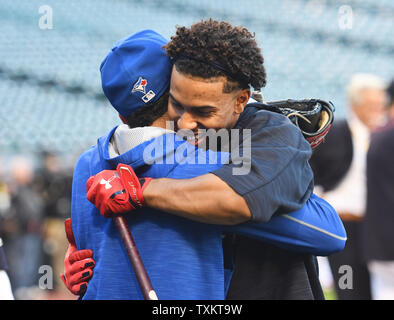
[148,290,158,300]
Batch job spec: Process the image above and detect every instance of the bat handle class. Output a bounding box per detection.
[113,215,158,300]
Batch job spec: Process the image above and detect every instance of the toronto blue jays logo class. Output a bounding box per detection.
[132,76,148,94]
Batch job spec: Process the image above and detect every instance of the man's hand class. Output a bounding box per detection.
[86,163,151,218]
[61,218,95,296]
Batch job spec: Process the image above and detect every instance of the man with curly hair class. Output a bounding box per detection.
[82,20,327,299]
[149,20,321,299]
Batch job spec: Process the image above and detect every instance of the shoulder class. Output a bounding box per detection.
[238,104,311,152]
[72,144,105,191]
[74,127,115,174]
[167,145,229,179]
[238,104,293,129]
[371,124,394,148]
[368,125,394,163]
[74,146,96,175]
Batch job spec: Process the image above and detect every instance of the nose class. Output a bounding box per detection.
[177,112,198,131]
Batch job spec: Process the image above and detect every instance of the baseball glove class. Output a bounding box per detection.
[251,92,335,149]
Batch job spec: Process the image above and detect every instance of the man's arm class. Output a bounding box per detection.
[224,194,347,256]
[87,109,313,225]
[147,109,313,224]
[144,173,251,225]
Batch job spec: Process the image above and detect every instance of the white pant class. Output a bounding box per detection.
[368,261,394,300]
[317,256,334,289]
[0,270,14,300]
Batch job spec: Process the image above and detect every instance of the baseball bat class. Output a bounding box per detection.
[113,215,158,300]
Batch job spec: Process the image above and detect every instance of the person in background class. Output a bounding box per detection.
[33,151,73,297]
[1,157,45,298]
[0,160,14,300]
[0,237,14,300]
[310,73,386,300]
[363,78,394,299]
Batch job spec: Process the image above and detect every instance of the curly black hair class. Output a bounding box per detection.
[125,89,169,128]
[164,19,267,92]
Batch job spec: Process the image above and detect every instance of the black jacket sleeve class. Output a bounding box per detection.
[309,119,353,192]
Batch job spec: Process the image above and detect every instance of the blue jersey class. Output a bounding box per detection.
[71,126,346,300]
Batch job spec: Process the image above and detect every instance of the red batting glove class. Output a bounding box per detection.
[60,218,95,296]
[86,163,152,218]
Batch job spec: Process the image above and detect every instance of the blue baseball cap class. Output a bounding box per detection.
[100,30,172,117]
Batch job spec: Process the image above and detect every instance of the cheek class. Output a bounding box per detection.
[200,114,235,130]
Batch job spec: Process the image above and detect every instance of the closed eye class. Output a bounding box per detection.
[191,108,216,117]
[169,95,183,110]
[169,93,216,117]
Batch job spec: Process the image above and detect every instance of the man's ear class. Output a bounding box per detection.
[119,114,128,124]
[234,89,251,114]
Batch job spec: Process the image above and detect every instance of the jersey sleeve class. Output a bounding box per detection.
[212,109,314,222]
[223,194,347,256]
[166,139,230,179]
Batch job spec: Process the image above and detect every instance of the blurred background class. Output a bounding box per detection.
[0,0,393,300]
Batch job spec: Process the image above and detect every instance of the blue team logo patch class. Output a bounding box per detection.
[132,76,147,94]
[131,76,156,103]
